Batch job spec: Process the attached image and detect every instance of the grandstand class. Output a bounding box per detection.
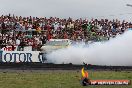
[0,14,132,51]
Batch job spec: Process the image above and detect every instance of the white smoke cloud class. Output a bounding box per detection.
[47,30,132,66]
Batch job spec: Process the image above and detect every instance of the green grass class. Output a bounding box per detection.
[0,70,132,88]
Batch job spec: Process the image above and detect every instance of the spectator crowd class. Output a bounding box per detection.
[0,14,132,50]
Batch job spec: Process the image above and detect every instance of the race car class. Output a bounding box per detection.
[40,39,72,63]
[41,39,72,53]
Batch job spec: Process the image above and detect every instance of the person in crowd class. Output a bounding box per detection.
[0,14,131,51]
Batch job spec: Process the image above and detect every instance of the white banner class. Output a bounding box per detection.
[0,51,45,63]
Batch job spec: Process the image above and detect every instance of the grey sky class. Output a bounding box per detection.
[0,0,132,20]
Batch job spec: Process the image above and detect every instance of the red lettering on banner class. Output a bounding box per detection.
[3,46,17,51]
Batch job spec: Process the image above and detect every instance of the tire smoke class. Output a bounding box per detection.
[47,30,132,66]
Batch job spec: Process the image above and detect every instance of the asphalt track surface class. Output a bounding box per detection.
[0,63,132,71]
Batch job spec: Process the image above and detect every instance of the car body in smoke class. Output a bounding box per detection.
[40,39,72,62]
[41,39,72,52]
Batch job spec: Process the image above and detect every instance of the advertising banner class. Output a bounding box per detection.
[0,51,45,63]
